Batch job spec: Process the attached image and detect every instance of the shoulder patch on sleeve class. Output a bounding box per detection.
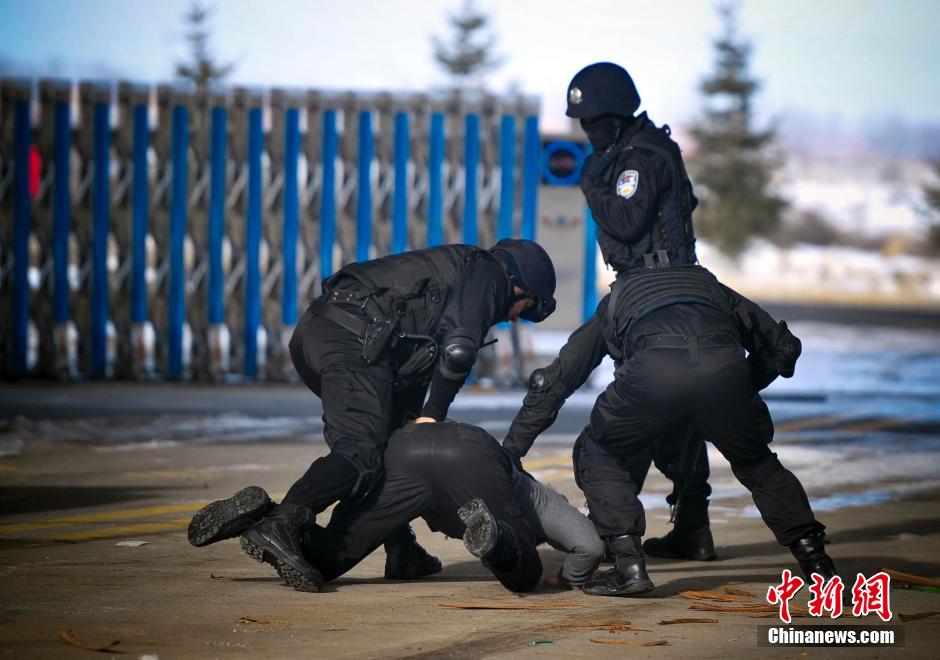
[616,170,639,199]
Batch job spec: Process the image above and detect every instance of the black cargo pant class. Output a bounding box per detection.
[301,423,543,592]
[573,341,823,547]
[283,305,428,517]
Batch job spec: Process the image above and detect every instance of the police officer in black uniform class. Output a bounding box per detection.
[186,239,557,591]
[566,61,717,560]
[503,266,841,597]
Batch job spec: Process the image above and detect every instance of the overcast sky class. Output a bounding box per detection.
[2,0,938,133]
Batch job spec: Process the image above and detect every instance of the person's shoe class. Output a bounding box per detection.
[384,527,443,580]
[790,531,851,605]
[457,498,520,571]
[643,526,717,561]
[188,486,273,547]
[240,503,323,593]
[458,498,499,558]
[583,535,654,597]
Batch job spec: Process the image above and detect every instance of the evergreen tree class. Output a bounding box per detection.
[923,160,940,253]
[432,0,503,89]
[689,2,785,256]
[175,2,233,92]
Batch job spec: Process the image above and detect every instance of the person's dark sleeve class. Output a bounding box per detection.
[720,283,802,391]
[580,150,663,243]
[503,297,610,458]
[420,257,513,420]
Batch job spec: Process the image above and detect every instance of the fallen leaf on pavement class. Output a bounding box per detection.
[882,569,940,589]
[679,591,753,603]
[591,638,669,646]
[237,615,270,624]
[690,602,810,616]
[898,611,940,623]
[658,618,719,625]
[57,629,121,652]
[724,586,757,597]
[440,602,579,610]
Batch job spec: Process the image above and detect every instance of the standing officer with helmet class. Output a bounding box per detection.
[565,61,717,562]
[187,239,557,591]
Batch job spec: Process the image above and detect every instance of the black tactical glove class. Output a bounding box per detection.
[772,321,802,378]
[579,148,619,187]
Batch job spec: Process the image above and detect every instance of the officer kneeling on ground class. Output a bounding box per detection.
[503,263,842,597]
[188,239,556,591]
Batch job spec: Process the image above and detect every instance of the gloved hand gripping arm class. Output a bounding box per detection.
[503,297,610,460]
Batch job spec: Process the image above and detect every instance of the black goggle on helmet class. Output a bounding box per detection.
[489,239,557,323]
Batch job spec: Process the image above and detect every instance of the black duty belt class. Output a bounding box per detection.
[632,332,739,365]
[310,298,368,337]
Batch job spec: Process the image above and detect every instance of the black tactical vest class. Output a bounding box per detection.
[602,265,731,359]
[323,244,487,338]
[602,121,698,274]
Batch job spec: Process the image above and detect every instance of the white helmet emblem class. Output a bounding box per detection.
[569,86,583,105]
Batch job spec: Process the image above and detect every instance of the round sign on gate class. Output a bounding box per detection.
[541,140,587,186]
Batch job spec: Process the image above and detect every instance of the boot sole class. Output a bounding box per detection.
[240,532,323,593]
[457,498,498,558]
[188,486,273,547]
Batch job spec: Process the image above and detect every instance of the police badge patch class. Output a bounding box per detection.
[616,170,639,199]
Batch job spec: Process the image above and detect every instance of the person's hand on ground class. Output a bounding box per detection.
[543,574,573,589]
[412,417,437,424]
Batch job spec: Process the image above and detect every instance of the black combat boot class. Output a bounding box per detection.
[644,498,716,561]
[458,498,519,571]
[187,486,273,547]
[383,525,443,580]
[643,526,717,561]
[790,531,838,580]
[790,531,851,604]
[583,535,654,597]
[240,503,323,592]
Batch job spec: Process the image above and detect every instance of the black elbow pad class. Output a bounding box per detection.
[528,362,560,394]
[441,329,478,381]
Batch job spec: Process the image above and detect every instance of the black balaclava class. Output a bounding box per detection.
[580,114,625,152]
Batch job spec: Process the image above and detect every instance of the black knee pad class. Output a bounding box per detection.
[732,452,783,491]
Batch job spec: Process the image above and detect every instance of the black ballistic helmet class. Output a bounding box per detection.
[489,239,557,323]
[565,62,641,119]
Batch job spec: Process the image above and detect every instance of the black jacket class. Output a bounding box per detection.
[580,113,697,273]
[502,283,798,459]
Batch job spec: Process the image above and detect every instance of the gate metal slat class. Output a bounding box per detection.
[463,113,479,246]
[131,103,148,325]
[392,111,409,255]
[320,109,337,280]
[356,110,373,263]
[282,107,300,325]
[168,104,188,380]
[498,114,515,241]
[521,114,539,242]
[53,101,71,326]
[208,106,227,326]
[427,112,444,248]
[91,100,110,378]
[244,105,263,378]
